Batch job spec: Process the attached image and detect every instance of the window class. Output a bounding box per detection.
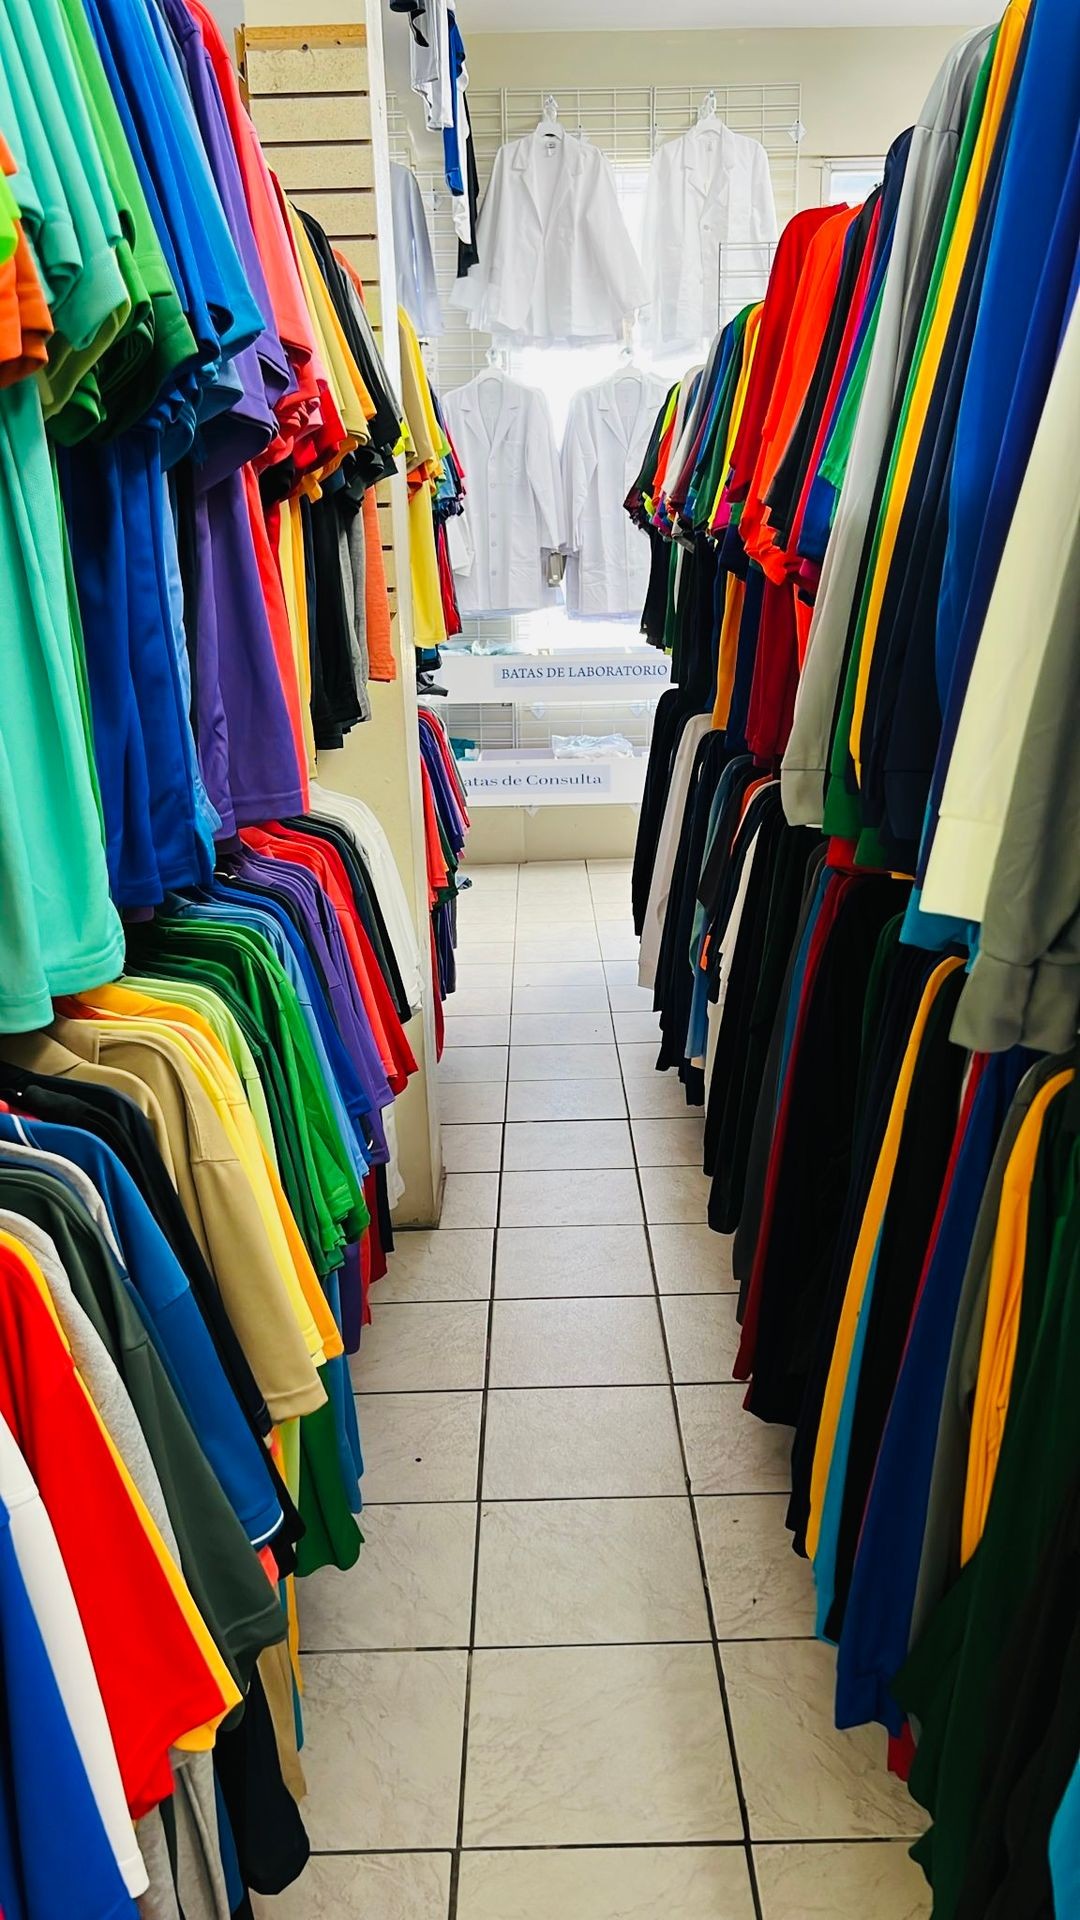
[822,158,886,207]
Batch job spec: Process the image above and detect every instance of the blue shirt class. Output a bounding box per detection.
[0,1494,138,1919]
[0,1116,282,1549]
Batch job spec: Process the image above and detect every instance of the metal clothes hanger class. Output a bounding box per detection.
[696,88,724,135]
[537,93,565,139]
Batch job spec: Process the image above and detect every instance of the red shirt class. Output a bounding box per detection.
[0,1243,230,1818]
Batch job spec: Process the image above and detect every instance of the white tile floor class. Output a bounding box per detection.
[256,860,932,1920]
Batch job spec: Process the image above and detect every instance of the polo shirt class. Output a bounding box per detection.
[52,0,195,435]
[0,379,126,1035]
[128,913,365,1259]
[0,1113,281,1549]
[814,962,966,1639]
[0,1062,274,1442]
[960,1069,1073,1561]
[0,1407,146,1900]
[0,1170,285,1696]
[0,1480,139,1920]
[806,954,965,1559]
[898,1097,1080,1917]
[835,1045,1029,1735]
[0,1235,235,1814]
[57,432,207,906]
[839,1,1030,796]
[45,1017,326,1424]
[0,0,127,389]
[59,1005,341,1368]
[123,973,277,1161]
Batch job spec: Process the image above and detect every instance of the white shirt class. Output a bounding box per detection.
[638,714,714,990]
[641,121,777,351]
[562,370,667,617]
[308,779,424,1014]
[443,370,565,614]
[452,125,646,346]
[390,164,442,340]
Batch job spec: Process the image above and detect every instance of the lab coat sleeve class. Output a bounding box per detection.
[639,145,671,346]
[529,391,566,555]
[451,146,507,319]
[750,141,779,244]
[447,502,475,576]
[590,150,648,323]
[561,394,594,556]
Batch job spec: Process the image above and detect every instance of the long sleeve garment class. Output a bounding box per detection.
[948,451,1080,1055]
[443,370,564,614]
[780,23,996,827]
[640,120,777,351]
[451,124,645,346]
[390,163,442,338]
[921,285,1080,926]
[562,370,667,617]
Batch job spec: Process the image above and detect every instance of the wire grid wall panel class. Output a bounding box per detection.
[445,699,658,755]
[389,81,802,390]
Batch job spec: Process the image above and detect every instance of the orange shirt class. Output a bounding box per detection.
[0,134,51,386]
[740,208,857,577]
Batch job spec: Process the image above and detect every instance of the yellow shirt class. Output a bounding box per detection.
[71,994,342,1365]
[399,306,447,647]
[960,1068,1073,1562]
[807,955,965,1557]
[287,202,373,448]
[48,1016,326,1423]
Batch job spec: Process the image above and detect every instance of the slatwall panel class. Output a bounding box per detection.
[242,25,398,616]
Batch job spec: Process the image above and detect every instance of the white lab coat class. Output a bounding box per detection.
[562,370,667,617]
[641,121,778,351]
[452,125,646,346]
[443,370,565,614]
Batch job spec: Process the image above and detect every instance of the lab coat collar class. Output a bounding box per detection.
[454,370,524,456]
[685,119,737,201]
[594,371,653,446]
[510,123,590,177]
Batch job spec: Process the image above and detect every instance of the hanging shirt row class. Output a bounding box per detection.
[0,0,469,1911]
[450,111,779,349]
[443,362,667,616]
[626,3,1080,1914]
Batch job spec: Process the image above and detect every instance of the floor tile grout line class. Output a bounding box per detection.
[301,1634,819,1655]
[304,1835,919,1857]
[447,889,514,1920]
[608,932,767,1920]
[359,1489,792,1505]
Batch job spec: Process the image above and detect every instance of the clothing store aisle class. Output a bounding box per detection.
[258,861,931,1920]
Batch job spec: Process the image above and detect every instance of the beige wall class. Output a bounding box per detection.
[465,25,964,202]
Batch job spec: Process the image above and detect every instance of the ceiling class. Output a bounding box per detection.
[463,1,987,28]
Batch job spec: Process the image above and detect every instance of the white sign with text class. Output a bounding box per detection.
[441,648,671,705]
[458,756,647,807]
